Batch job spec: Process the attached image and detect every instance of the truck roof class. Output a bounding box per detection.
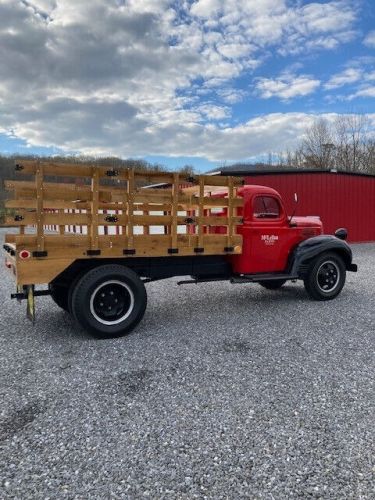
[210,184,281,198]
[239,185,281,197]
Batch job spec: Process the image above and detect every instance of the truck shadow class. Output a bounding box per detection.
[0,401,43,443]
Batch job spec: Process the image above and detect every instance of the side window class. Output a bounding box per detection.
[253,196,281,219]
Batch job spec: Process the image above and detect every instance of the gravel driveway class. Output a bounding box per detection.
[0,229,374,499]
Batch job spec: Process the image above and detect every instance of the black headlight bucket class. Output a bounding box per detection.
[335,228,348,240]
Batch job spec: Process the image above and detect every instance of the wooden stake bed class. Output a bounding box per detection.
[4,160,244,286]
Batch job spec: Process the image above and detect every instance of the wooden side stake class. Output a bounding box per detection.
[127,168,135,249]
[171,173,179,250]
[90,167,99,250]
[198,176,205,249]
[227,176,234,249]
[35,161,44,252]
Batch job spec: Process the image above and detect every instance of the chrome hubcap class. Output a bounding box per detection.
[90,280,134,325]
[316,261,340,293]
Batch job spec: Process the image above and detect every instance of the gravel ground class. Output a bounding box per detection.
[0,228,374,499]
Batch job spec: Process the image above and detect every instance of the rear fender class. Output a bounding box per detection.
[289,235,357,277]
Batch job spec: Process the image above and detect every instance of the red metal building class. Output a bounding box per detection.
[222,169,375,243]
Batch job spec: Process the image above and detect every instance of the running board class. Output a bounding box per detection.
[231,273,298,284]
[177,277,230,286]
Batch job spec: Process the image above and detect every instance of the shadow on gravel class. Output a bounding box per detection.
[0,402,43,442]
[222,340,252,353]
[97,369,153,399]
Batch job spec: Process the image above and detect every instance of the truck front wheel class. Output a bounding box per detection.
[303,253,346,301]
[70,265,147,338]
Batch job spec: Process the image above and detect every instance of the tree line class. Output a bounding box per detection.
[268,113,375,174]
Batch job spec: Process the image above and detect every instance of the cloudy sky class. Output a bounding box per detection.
[0,0,374,170]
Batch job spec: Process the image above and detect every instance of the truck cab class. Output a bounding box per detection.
[230,185,323,274]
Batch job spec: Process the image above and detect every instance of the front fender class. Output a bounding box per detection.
[289,235,357,277]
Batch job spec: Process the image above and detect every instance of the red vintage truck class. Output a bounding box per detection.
[3,161,357,338]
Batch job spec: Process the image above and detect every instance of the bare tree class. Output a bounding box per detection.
[300,118,334,169]
[334,114,371,172]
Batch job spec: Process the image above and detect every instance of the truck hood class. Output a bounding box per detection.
[292,216,323,228]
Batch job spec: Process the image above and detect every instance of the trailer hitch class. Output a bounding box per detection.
[11,287,51,324]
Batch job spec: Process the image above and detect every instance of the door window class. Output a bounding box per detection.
[253,196,281,219]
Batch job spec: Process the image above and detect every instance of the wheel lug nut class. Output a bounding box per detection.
[110,291,114,295]
[101,293,105,297]
[100,302,104,307]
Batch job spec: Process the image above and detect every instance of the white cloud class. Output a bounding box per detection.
[348,86,375,99]
[363,30,375,48]
[195,104,231,120]
[325,67,363,89]
[255,74,320,100]
[0,0,361,162]
[216,88,247,104]
[299,2,356,34]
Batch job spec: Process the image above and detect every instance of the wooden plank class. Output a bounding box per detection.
[5,213,36,226]
[58,210,65,235]
[200,175,243,187]
[227,177,234,249]
[5,180,87,192]
[43,212,90,225]
[6,184,113,203]
[195,197,242,208]
[15,160,94,177]
[4,234,16,244]
[90,167,99,250]
[5,199,37,210]
[5,199,93,210]
[198,176,204,249]
[137,188,173,199]
[5,213,211,227]
[171,173,179,249]
[15,234,90,248]
[143,209,150,235]
[16,258,76,286]
[127,168,135,248]
[13,232,242,248]
[196,216,242,226]
[134,172,175,185]
[35,162,44,252]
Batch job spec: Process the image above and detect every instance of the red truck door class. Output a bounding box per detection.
[233,191,298,274]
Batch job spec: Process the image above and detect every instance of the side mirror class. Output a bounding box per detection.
[289,193,298,226]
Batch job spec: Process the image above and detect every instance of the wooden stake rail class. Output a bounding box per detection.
[5,160,244,268]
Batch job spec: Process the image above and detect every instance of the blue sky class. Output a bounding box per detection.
[0,0,374,171]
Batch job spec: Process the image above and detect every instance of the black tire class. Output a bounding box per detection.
[49,282,69,312]
[303,253,346,301]
[70,265,147,338]
[259,279,287,290]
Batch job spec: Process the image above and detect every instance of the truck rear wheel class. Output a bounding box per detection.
[70,265,147,338]
[49,282,69,312]
[303,253,346,301]
[258,279,287,290]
